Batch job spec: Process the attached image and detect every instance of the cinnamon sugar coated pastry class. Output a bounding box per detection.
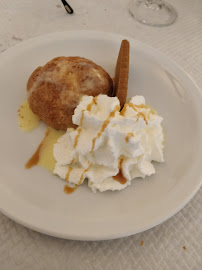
[27,57,113,130]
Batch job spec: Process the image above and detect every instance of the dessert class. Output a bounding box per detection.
[19,39,165,194]
[53,94,164,192]
[27,57,113,130]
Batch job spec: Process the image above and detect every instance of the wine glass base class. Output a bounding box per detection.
[129,0,177,27]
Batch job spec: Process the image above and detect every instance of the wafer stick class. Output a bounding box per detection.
[113,40,130,108]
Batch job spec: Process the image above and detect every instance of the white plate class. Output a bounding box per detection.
[0,31,201,241]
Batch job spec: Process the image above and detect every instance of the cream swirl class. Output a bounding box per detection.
[53,94,164,192]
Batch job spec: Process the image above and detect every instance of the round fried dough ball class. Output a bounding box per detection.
[27,57,113,130]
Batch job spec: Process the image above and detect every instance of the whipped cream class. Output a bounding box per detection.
[53,94,164,192]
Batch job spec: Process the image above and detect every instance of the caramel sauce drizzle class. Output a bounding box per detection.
[120,103,148,124]
[78,163,93,185]
[125,132,134,143]
[64,185,78,194]
[65,167,73,181]
[73,128,82,148]
[134,104,145,109]
[73,97,98,151]
[65,158,75,181]
[137,112,148,125]
[65,97,98,191]
[86,96,97,112]
[91,105,120,152]
[137,112,148,124]
[120,103,138,116]
[80,110,85,126]
[73,109,86,151]
[25,129,50,169]
[113,159,127,184]
[65,160,92,194]
[121,103,144,116]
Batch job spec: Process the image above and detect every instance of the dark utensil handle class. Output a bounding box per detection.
[61,0,74,14]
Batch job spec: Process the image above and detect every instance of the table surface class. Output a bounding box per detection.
[0,0,201,269]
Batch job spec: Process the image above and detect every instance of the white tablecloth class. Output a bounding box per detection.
[0,0,201,269]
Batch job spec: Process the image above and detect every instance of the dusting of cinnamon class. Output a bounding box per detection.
[79,163,93,185]
[113,159,127,184]
[183,246,187,251]
[25,129,50,169]
[86,96,97,112]
[91,105,120,152]
[73,128,82,148]
[125,132,134,143]
[64,185,78,194]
